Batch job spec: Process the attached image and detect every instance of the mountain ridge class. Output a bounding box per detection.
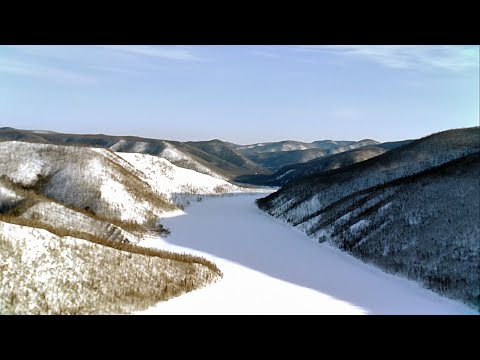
[0,127,413,178]
[256,126,480,309]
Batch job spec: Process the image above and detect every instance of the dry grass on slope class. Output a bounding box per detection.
[0,213,221,275]
[0,221,222,314]
[0,178,222,314]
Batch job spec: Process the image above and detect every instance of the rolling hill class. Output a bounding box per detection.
[0,140,270,314]
[257,127,480,309]
[234,139,356,154]
[0,128,270,180]
[236,139,381,171]
[0,219,221,314]
[115,152,262,206]
[236,146,387,186]
[0,141,176,226]
[0,128,409,179]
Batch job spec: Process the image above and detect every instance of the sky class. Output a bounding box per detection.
[0,45,478,144]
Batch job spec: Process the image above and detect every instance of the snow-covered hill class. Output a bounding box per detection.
[234,139,358,153]
[0,140,264,230]
[257,127,480,309]
[236,139,381,171]
[0,140,233,314]
[117,152,239,197]
[0,141,177,226]
[0,128,270,180]
[0,220,221,314]
[236,146,386,186]
[260,127,479,217]
[157,143,227,179]
[20,201,139,243]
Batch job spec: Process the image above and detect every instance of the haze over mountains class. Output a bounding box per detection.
[0,126,478,313]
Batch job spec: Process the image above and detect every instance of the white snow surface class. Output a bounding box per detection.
[9,156,50,187]
[31,130,56,134]
[116,152,266,206]
[137,194,476,315]
[158,144,226,179]
[116,152,242,199]
[350,219,370,233]
[0,185,20,201]
[21,201,139,243]
[0,221,82,284]
[275,169,295,181]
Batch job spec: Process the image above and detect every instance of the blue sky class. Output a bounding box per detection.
[0,45,478,144]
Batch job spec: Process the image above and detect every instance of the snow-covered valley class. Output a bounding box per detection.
[138,194,476,315]
[1,129,478,314]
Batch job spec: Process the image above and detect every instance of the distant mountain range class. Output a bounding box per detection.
[231,138,407,171]
[236,146,387,186]
[0,127,413,181]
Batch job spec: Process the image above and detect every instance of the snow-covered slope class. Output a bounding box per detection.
[137,195,475,314]
[0,140,263,240]
[272,147,386,185]
[237,139,381,171]
[158,143,227,179]
[116,152,245,200]
[0,140,271,315]
[0,140,229,314]
[236,147,386,186]
[0,220,220,314]
[257,127,480,309]
[235,139,358,154]
[0,128,271,180]
[20,201,139,243]
[0,141,176,225]
[328,139,380,154]
[0,179,23,213]
[184,139,264,173]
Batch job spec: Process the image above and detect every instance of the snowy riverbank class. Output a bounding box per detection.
[138,194,477,315]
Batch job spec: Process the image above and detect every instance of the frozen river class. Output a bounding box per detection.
[138,194,475,315]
